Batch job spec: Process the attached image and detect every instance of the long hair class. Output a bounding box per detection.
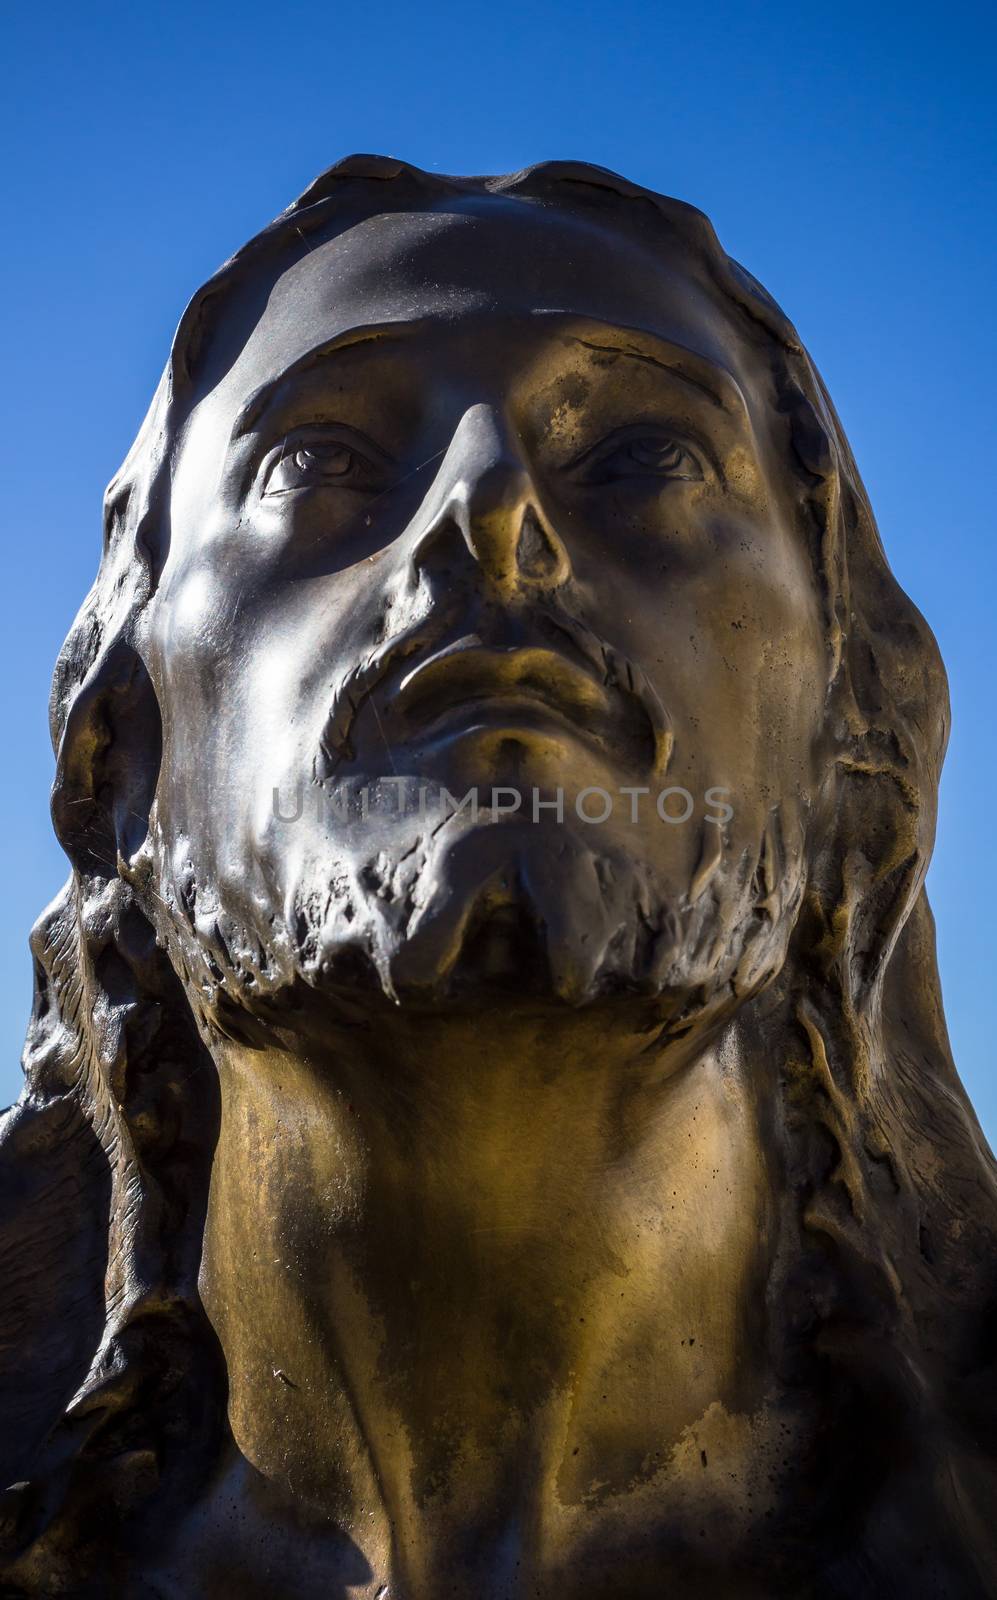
[2,157,995,1592]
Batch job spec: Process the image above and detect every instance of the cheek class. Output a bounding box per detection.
[148,559,294,826]
[148,550,401,818]
[577,510,827,780]
[691,530,826,699]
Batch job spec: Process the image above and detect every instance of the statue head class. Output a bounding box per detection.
[68,159,834,1036]
[2,157,995,1581]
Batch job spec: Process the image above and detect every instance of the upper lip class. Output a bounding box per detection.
[393,639,612,733]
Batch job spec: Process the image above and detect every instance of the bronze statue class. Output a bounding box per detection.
[2,156,996,1598]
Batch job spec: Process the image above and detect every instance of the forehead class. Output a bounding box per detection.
[193,196,745,422]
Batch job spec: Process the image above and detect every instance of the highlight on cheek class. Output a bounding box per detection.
[163,564,216,640]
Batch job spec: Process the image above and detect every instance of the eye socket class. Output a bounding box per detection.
[573,429,704,485]
[262,431,390,497]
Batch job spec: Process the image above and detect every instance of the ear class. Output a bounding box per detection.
[51,640,162,878]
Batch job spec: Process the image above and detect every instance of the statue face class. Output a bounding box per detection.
[143,196,827,1018]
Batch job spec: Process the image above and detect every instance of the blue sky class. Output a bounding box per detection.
[1,0,994,1131]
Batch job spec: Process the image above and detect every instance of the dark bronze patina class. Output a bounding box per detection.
[2,156,996,1597]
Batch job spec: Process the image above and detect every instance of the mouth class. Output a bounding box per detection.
[393,641,612,742]
[316,610,673,779]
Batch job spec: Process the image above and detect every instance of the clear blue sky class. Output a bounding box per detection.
[1,1,994,1132]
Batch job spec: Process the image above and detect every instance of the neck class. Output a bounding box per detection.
[198,995,774,1590]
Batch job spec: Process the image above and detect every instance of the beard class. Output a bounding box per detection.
[148,766,806,1042]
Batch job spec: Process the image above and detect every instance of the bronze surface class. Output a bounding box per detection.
[2,156,995,1598]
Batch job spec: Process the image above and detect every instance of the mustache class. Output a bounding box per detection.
[314,596,673,779]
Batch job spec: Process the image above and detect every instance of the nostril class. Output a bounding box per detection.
[408,512,471,584]
[516,508,564,581]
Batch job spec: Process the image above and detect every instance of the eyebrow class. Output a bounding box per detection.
[566,328,746,414]
[230,323,415,441]
[229,313,747,445]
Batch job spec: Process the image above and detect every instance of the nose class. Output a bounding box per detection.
[409,404,570,599]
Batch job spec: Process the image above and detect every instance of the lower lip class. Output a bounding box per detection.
[404,694,594,743]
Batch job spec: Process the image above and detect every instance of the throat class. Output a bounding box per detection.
[198,1004,772,1574]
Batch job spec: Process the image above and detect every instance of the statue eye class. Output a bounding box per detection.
[262,434,386,496]
[623,439,697,474]
[576,431,704,484]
